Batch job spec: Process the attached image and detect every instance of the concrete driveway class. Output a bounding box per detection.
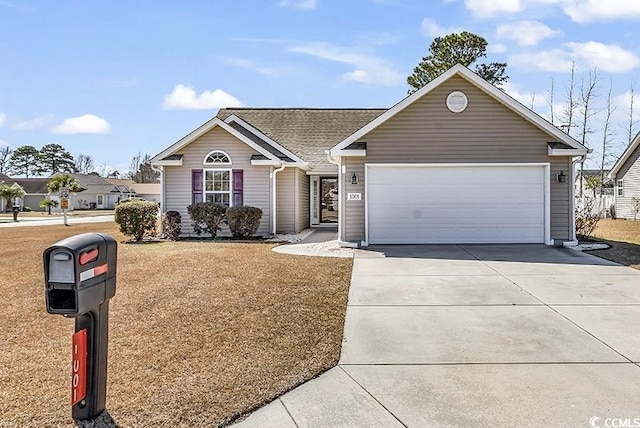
[236,245,640,427]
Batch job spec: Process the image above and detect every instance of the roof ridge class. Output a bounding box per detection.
[220,107,387,111]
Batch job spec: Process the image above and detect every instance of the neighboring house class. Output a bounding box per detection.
[105,178,161,204]
[71,174,135,209]
[609,132,640,220]
[575,169,614,197]
[13,178,51,211]
[151,64,588,245]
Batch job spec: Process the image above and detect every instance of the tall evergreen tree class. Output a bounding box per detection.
[7,145,44,178]
[40,143,75,175]
[407,31,508,93]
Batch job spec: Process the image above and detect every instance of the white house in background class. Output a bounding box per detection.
[71,174,135,209]
[105,178,161,204]
[609,132,640,220]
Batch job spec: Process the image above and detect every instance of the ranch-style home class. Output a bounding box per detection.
[150,64,588,246]
[609,132,640,220]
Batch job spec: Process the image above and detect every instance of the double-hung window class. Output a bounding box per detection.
[203,151,232,206]
[617,179,624,197]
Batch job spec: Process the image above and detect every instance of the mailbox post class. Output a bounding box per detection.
[44,233,117,421]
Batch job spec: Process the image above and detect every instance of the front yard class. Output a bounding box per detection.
[585,219,640,269]
[0,223,352,426]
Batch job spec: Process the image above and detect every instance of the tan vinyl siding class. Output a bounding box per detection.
[616,147,640,219]
[163,126,271,237]
[344,157,366,242]
[342,75,572,243]
[295,168,310,232]
[276,168,296,232]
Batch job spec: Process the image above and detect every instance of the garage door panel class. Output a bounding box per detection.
[367,165,546,244]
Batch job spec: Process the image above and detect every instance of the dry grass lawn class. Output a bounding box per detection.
[585,219,640,269]
[0,223,352,427]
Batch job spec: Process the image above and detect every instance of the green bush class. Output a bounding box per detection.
[114,200,159,242]
[162,210,182,240]
[226,206,263,238]
[187,202,226,239]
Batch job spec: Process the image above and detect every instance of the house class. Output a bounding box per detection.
[105,178,161,204]
[575,169,614,197]
[609,132,640,220]
[71,174,135,209]
[151,64,588,245]
[0,177,51,212]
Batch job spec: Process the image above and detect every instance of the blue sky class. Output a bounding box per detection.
[1,0,639,174]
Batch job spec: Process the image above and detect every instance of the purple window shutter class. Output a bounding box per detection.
[192,169,203,204]
[232,169,243,206]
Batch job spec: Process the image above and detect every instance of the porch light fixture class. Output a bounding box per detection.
[351,172,358,185]
[556,170,566,183]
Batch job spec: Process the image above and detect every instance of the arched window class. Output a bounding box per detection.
[203,150,232,165]
[203,151,232,206]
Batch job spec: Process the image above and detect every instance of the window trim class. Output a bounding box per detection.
[203,150,232,166]
[203,168,233,206]
[617,179,624,197]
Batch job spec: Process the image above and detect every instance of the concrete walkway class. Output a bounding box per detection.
[235,244,640,427]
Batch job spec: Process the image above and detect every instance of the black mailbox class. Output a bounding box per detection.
[44,233,117,421]
[44,233,117,316]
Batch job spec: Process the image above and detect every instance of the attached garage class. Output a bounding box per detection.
[366,164,550,244]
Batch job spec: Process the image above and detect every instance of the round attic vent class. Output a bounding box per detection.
[446,91,468,113]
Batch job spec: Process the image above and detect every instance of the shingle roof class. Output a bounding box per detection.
[9,178,50,194]
[217,108,385,171]
[0,173,10,181]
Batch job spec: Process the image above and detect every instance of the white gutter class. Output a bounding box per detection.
[271,164,285,234]
[326,151,342,241]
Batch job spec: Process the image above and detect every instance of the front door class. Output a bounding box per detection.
[320,177,338,223]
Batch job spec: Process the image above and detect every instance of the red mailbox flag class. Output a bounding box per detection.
[71,329,87,405]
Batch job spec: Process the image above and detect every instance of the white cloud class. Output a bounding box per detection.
[0,112,5,127]
[52,114,112,134]
[278,0,316,10]
[222,57,301,78]
[613,90,640,121]
[464,0,640,22]
[509,42,640,74]
[509,49,574,72]
[288,42,404,86]
[503,82,548,108]
[11,114,53,131]
[464,0,521,17]
[563,0,640,23]
[420,18,463,38]
[496,20,562,46]
[163,84,243,110]
[487,43,508,54]
[566,42,640,73]
[0,139,8,147]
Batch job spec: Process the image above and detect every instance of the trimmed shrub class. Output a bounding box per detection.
[162,211,182,240]
[114,200,159,242]
[226,206,263,238]
[187,202,226,239]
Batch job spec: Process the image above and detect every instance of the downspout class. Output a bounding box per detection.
[326,151,342,241]
[569,155,587,245]
[271,163,285,235]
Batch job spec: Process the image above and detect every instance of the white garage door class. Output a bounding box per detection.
[367,164,547,244]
